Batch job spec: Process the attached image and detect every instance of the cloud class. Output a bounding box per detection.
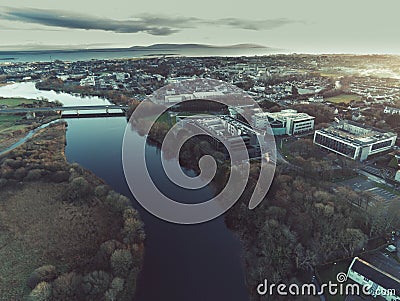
[0,7,301,36]
[0,42,116,51]
[215,18,301,30]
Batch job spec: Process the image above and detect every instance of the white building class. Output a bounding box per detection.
[384,106,400,115]
[115,72,130,81]
[395,170,400,182]
[80,76,95,87]
[252,109,315,136]
[165,76,197,84]
[164,93,194,104]
[347,257,400,301]
[180,115,266,160]
[314,120,397,162]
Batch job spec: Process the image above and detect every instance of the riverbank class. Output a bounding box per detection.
[0,95,62,152]
[36,78,140,108]
[0,115,60,152]
[0,122,145,301]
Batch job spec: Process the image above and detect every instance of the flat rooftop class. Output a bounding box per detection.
[317,120,397,146]
[254,110,315,122]
[183,115,263,140]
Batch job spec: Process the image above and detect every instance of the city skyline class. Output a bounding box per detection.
[1,0,400,54]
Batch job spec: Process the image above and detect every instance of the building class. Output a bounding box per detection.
[384,106,400,115]
[395,170,400,183]
[160,91,227,105]
[179,115,265,160]
[251,109,315,136]
[165,76,197,84]
[79,76,95,87]
[347,257,400,301]
[314,121,397,162]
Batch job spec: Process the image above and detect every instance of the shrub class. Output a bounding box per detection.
[110,277,125,292]
[110,249,133,277]
[25,169,43,181]
[13,167,28,181]
[0,166,14,179]
[66,176,91,202]
[106,191,131,213]
[104,289,118,301]
[81,270,110,297]
[71,163,84,175]
[4,158,24,169]
[51,171,70,183]
[27,265,58,289]
[94,240,124,270]
[122,218,145,245]
[117,267,138,301]
[122,208,140,221]
[94,185,109,198]
[52,272,82,301]
[104,277,125,301]
[43,162,64,172]
[0,178,7,188]
[26,281,52,301]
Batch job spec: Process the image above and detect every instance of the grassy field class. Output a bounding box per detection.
[0,181,122,300]
[0,123,127,300]
[325,94,362,104]
[0,97,37,108]
[0,115,24,133]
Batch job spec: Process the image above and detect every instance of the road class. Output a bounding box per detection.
[358,170,387,185]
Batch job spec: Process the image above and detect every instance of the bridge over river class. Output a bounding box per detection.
[0,105,130,118]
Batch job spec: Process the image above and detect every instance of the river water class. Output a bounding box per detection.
[0,83,250,301]
[65,117,249,301]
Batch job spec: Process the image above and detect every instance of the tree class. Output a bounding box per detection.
[340,228,367,257]
[27,282,52,301]
[111,249,133,277]
[66,176,91,202]
[294,243,317,271]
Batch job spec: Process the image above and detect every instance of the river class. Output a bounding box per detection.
[0,83,250,301]
[65,117,249,301]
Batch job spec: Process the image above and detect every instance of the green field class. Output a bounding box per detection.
[325,94,362,104]
[0,97,37,108]
[0,115,24,133]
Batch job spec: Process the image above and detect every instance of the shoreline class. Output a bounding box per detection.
[0,121,145,301]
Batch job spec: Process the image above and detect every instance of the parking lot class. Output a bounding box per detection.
[340,176,399,206]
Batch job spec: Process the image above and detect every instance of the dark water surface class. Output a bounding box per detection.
[64,117,249,301]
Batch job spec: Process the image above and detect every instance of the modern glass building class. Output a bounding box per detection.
[314,121,397,162]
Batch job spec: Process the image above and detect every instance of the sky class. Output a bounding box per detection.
[0,0,400,54]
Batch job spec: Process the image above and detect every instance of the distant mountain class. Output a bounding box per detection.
[0,43,283,63]
[0,43,273,53]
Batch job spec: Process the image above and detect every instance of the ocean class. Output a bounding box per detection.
[0,47,279,63]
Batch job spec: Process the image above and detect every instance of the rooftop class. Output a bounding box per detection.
[317,120,397,146]
[254,109,315,122]
[350,257,400,297]
[191,115,263,138]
